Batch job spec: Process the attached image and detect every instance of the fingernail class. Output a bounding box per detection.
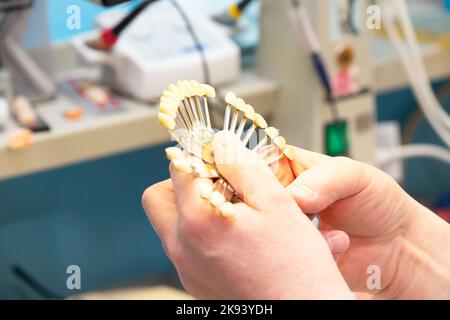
[326,232,348,254]
[295,184,317,199]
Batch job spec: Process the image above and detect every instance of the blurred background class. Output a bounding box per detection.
[0,0,449,299]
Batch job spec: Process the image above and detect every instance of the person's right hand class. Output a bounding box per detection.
[283,147,450,299]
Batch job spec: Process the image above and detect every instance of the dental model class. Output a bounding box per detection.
[158,80,300,219]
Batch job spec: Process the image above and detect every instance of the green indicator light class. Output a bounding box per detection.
[325,121,349,156]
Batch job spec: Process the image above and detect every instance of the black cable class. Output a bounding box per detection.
[112,0,154,37]
[291,0,341,122]
[169,0,211,85]
[12,265,63,299]
[237,0,253,12]
[0,0,33,12]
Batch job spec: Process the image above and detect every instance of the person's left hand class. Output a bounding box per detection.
[142,131,353,299]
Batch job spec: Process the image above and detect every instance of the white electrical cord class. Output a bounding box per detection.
[378,0,450,167]
[382,0,450,149]
[393,0,450,130]
[378,144,450,166]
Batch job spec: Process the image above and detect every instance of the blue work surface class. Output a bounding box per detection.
[0,143,174,299]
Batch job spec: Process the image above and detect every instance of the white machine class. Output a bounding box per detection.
[72,1,240,102]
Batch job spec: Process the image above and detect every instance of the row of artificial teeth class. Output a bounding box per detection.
[223,92,268,143]
[158,80,216,131]
[166,147,218,178]
[199,179,234,218]
[166,146,234,218]
[222,92,291,163]
[160,82,294,168]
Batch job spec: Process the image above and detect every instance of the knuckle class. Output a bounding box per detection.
[141,184,159,210]
[268,188,291,204]
[180,213,205,239]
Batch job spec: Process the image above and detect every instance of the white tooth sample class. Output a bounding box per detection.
[199,183,214,199]
[225,92,237,106]
[235,98,246,112]
[219,202,234,218]
[168,84,179,94]
[181,80,192,97]
[283,145,296,161]
[265,127,279,139]
[163,90,179,101]
[172,158,193,174]
[273,136,286,150]
[189,80,200,96]
[160,96,178,109]
[191,157,206,173]
[165,147,184,160]
[254,114,268,129]
[198,83,207,96]
[176,80,189,97]
[203,84,216,98]
[159,102,177,118]
[244,104,255,121]
[158,113,176,130]
[209,191,226,208]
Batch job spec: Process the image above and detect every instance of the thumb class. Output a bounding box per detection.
[212,130,292,211]
[286,157,370,214]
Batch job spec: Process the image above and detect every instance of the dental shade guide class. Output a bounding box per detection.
[158,80,318,226]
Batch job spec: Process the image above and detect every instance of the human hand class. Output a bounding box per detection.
[142,132,353,299]
[284,147,450,299]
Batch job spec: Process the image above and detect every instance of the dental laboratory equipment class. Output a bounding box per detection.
[0,0,56,101]
[89,0,133,6]
[380,0,450,165]
[73,1,240,102]
[0,97,7,128]
[87,0,155,51]
[213,0,255,27]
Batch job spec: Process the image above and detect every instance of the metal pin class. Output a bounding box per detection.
[182,99,196,128]
[252,135,268,151]
[242,123,257,146]
[203,96,212,129]
[188,96,200,123]
[178,102,193,130]
[229,110,239,132]
[235,115,247,138]
[223,104,231,131]
[195,96,205,126]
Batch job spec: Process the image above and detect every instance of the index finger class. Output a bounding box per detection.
[287,145,331,176]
